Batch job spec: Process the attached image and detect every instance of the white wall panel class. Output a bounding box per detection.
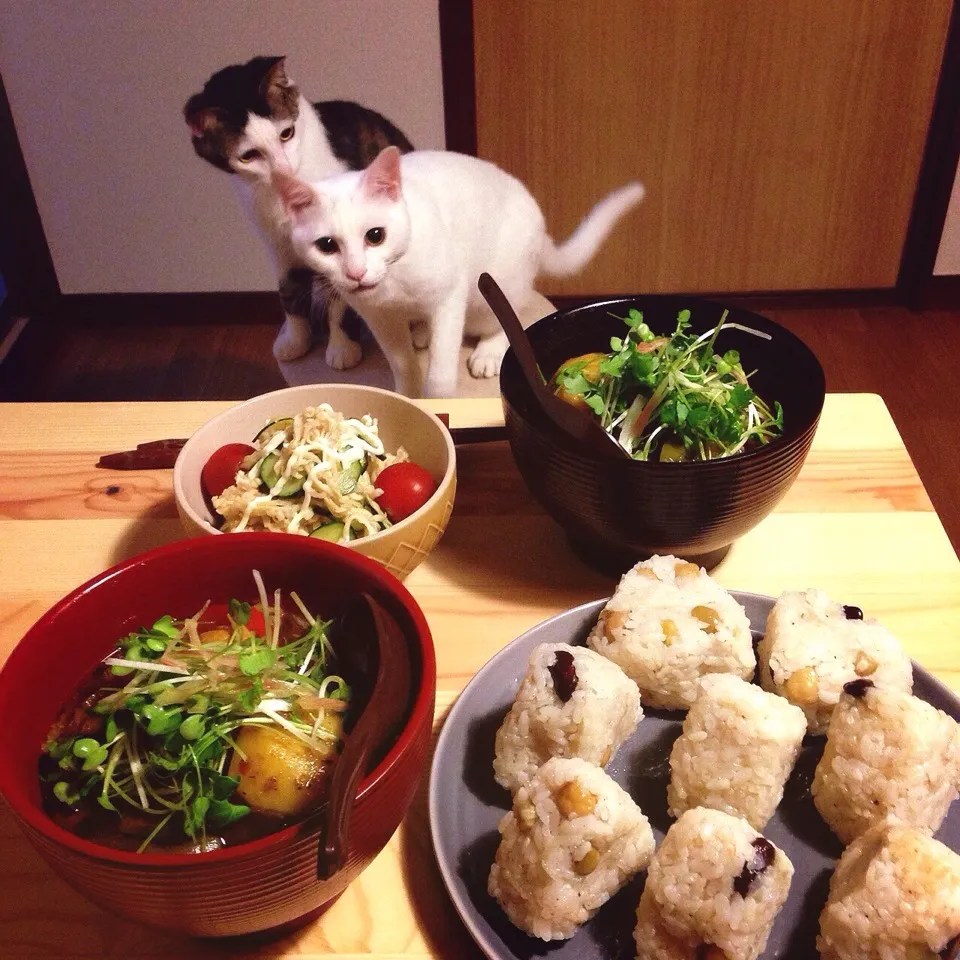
[0,1,445,293]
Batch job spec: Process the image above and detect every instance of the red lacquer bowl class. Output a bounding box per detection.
[0,533,436,937]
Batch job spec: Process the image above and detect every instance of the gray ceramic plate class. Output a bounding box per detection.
[428,592,960,960]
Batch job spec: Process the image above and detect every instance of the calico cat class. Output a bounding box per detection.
[274,147,644,398]
[184,55,414,364]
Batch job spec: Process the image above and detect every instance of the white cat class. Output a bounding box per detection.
[185,56,414,365]
[275,146,644,398]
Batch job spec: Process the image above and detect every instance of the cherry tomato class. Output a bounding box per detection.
[201,443,255,499]
[375,462,437,522]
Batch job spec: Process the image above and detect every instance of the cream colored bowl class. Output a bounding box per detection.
[173,384,456,580]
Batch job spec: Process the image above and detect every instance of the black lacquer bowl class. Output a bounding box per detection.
[499,296,825,573]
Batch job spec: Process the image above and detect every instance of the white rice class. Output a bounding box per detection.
[633,807,794,960]
[493,642,643,793]
[817,822,960,959]
[811,680,960,843]
[586,555,755,710]
[488,757,655,941]
[667,673,807,829]
[758,588,913,734]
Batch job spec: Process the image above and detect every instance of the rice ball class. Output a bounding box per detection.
[488,757,655,941]
[758,588,912,734]
[812,679,960,843]
[493,642,643,793]
[667,673,807,829]
[586,555,755,710]
[633,807,794,960]
[817,822,960,960]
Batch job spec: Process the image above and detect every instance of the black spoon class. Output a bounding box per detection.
[478,272,629,460]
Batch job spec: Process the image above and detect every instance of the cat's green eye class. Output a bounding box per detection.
[365,228,386,246]
[238,149,262,163]
[316,237,339,254]
[279,125,295,142]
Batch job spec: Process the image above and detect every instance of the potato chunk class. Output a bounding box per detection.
[228,724,338,818]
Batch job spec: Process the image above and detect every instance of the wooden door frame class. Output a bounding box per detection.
[438,0,478,158]
[0,70,60,322]
[439,0,960,309]
[896,0,960,307]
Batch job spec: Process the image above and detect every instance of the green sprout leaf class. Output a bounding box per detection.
[237,677,263,713]
[150,615,179,639]
[184,795,211,838]
[560,372,593,396]
[44,737,74,761]
[229,598,251,625]
[584,394,606,415]
[207,798,250,828]
[144,635,168,654]
[239,647,277,677]
[53,781,81,806]
[729,383,753,409]
[209,773,241,801]
[148,750,186,773]
[139,705,183,737]
[179,714,206,741]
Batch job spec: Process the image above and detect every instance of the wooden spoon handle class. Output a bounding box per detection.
[479,272,628,460]
[317,726,373,879]
[478,272,544,389]
[316,593,412,879]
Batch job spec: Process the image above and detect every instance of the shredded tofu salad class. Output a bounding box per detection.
[212,404,408,539]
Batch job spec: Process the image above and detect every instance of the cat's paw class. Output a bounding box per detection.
[468,340,506,379]
[325,337,363,370]
[411,320,431,350]
[272,319,312,362]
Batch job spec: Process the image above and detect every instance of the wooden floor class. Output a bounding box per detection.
[2,303,959,558]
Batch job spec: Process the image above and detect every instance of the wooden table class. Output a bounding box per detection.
[1,393,958,959]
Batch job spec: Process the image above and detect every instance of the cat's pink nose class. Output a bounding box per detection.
[345,265,366,282]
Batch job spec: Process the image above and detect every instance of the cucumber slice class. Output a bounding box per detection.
[310,521,345,542]
[338,457,365,495]
[259,453,304,497]
[253,417,294,447]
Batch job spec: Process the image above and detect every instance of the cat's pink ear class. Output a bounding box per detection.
[361,146,402,201]
[273,171,317,219]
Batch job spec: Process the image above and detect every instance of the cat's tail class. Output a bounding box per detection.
[538,182,645,277]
